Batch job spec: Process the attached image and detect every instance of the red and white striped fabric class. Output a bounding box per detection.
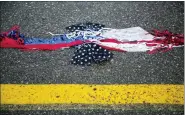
[89,27,184,54]
[0,26,183,54]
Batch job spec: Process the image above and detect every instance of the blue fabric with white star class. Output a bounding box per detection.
[66,22,105,32]
[71,43,113,66]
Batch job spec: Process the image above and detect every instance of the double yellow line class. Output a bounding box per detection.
[1,84,184,105]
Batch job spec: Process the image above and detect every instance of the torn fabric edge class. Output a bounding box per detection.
[0,26,184,53]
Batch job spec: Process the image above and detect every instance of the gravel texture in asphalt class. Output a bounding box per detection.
[1,110,184,115]
[0,1,184,84]
[0,1,184,115]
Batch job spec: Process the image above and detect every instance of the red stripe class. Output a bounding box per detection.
[0,37,85,50]
[98,44,126,52]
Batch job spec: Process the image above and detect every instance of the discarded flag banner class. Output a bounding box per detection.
[0,23,184,65]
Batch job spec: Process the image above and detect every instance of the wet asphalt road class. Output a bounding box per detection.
[0,1,184,115]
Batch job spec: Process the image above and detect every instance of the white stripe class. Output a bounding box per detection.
[100,27,154,41]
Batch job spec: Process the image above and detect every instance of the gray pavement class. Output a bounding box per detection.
[0,1,184,115]
[0,47,184,84]
[1,110,184,115]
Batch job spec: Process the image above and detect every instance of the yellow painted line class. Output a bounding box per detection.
[1,84,184,105]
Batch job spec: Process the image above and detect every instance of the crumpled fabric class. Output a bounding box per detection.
[90,27,184,53]
[71,43,113,66]
[22,22,105,45]
[0,26,84,50]
[0,26,103,45]
[23,31,103,45]
[0,24,184,54]
[66,22,105,32]
[23,34,78,45]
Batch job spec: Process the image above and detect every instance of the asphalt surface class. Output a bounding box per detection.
[0,1,184,115]
[1,110,184,115]
[0,47,184,84]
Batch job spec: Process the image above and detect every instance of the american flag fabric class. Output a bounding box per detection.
[66,22,105,32]
[71,43,113,66]
[0,23,184,65]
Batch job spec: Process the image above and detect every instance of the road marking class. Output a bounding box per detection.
[1,84,184,104]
